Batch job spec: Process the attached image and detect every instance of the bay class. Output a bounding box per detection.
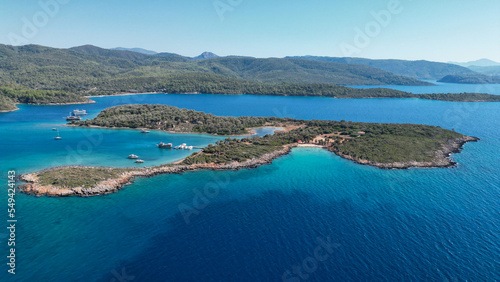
[0,82,498,281]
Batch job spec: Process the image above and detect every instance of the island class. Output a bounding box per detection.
[3,73,500,112]
[438,74,500,84]
[19,104,479,197]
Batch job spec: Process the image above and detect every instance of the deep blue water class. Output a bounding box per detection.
[0,83,499,281]
[350,80,500,95]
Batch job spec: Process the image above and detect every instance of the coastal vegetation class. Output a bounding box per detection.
[76,103,280,135]
[37,167,134,188]
[77,104,468,165]
[20,104,477,196]
[0,84,92,111]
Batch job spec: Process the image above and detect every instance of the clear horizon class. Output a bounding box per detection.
[1,0,499,62]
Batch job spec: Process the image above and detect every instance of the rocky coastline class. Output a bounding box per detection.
[19,145,294,197]
[330,135,479,169]
[18,135,478,197]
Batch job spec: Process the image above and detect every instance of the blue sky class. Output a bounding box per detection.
[1,0,499,62]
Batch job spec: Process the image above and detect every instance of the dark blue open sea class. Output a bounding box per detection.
[0,82,499,281]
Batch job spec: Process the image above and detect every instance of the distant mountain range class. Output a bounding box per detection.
[466,65,500,77]
[286,56,478,80]
[3,43,498,93]
[449,59,500,67]
[447,59,500,77]
[111,47,158,55]
[193,52,219,60]
[0,44,430,87]
[1,43,499,112]
[108,47,498,83]
[112,47,219,61]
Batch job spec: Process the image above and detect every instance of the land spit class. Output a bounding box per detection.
[19,135,478,197]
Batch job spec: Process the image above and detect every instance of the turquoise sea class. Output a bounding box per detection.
[0,82,499,281]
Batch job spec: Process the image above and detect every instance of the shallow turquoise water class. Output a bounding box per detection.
[0,86,499,281]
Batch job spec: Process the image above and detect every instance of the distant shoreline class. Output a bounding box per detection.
[0,99,96,113]
[85,92,162,98]
[2,90,499,115]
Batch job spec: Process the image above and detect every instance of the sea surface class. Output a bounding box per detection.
[0,82,499,281]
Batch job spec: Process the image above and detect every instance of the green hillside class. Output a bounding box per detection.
[287,56,479,80]
[438,74,500,84]
[0,44,429,89]
[0,44,499,111]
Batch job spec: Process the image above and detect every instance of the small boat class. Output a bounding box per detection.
[141,129,150,133]
[128,154,139,159]
[157,142,173,148]
[135,159,144,163]
[52,128,57,131]
[72,109,87,116]
[66,115,81,121]
[54,130,62,140]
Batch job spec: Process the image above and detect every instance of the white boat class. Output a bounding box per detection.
[135,159,144,163]
[141,129,150,133]
[54,130,62,140]
[72,109,87,116]
[52,128,57,131]
[128,154,139,159]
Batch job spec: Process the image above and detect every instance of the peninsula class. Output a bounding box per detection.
[2,73,500,112]
[19,104,478,197]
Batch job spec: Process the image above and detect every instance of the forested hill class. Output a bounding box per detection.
[287,56,479,80]
[193,57,431,85]
[0,44,499,111]
[0,44,429,87]
[438,75,500,84]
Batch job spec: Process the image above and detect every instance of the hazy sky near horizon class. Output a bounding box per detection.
[1,0,499,62]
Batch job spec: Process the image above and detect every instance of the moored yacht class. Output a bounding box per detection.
[157,142,173,148]
[66,113,82,121]
[72,109,87,116]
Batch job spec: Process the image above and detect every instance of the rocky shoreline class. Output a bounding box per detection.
[330,135,479,169]
[19,145,294,197]
[18,135,479,197]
